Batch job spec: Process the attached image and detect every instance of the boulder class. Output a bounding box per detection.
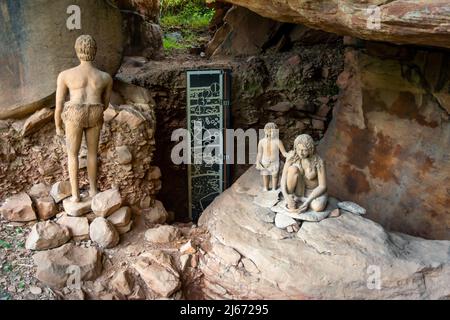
[25,221,71,250]
[33,244,102,288]
[337,202,366,215]
[91,189,122,217]
[143,200,168,224]
[197,167,450,299]
[89,217,120,248]
[116,221,133,235]
[107,207,131,227]
[211,243,241,266]
[50,181,72,203]
[221,0,450,49]
[57,215,90,241]
[35,197,57,220]
[318,44,450,240]
[21,108,54,136]
[28,183,51,199]
[144,225,181,244]
[114,108,146,129]
[0,192,36,222]
[133,251,180,297]
[0,0,123,120]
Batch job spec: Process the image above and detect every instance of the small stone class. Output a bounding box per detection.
[28,183,51,199]
[25,220,71,250]
[33,244,102,288]
[89,217,120,248]
[116,221,133,235]
[212,243,241,266]
[144,225,181,243]
[114,108,145,129]
[337,201,366,215]
[329,208,341,218]
[35,197,57,220]
[91,189,122,217]
[50,181,72,203]
[140,196,152,209]
[115,146,132,165]
[103,107,118,122]
[57,215,90,241]
[111,270,133,296]
[275,213,297,229]
[107,207,131,227]
[147,166,162,180]
[143,200,168,224]
[180,240,196,254]
[286,225,294,233]
[267,101,293,113]
[29,286,42,295]
[63,196,92,217]
[0,192,36,222]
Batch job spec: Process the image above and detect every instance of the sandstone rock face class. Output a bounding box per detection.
[25,221,71,250]
[33,244,102,288]
[89,217,120,249]
[0,0,123,119]
[318,42,450,240]
[21,108,54,137]
[0,192,36,222]
[197,167,450,299]
[91,189,122,218]
[144,225,181,244]
[222,0,450,49]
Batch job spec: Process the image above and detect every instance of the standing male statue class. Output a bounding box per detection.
[55,35,113,202]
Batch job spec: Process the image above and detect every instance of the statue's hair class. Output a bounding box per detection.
[264,122,277,131]
[291,134,317,164]
[75,35,97,61]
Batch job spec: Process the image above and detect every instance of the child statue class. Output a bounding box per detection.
[280,134,328,213]
[55,35,113,202]
[256,122,288,191]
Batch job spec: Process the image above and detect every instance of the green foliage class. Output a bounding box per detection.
[2,263,12,272]
[163,37,186,51]
[0,239,12,249]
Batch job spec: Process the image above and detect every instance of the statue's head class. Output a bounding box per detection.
[75,35,97,61]
[294,134,315,159]
[264,122,278,139]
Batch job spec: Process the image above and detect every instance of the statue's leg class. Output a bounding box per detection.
[85,125,101,197]
[272,173,278,190]
[310,194,328,212]
[262,175,270,191]
[65,122,83,202]
[286,166,299,194]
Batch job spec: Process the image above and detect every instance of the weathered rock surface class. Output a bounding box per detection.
[33,244,102,288]
[222,0,450,49]
[25,221,71,250]
[198,167,450,299]
[56,215,90,241]
[0,192,36,222]
[111,269,133,296]
[133,251,180,297]
[318,42,450,240]
[143,200,168,224]
[28,183,51,199]
[91,189,122,218]
[89,217,120,249]
[21,108,54,137]
[338,201,366,215]
[0,0,123,119]
[50,181,72,204]
[35,196,57,220]
[144,225,182,244]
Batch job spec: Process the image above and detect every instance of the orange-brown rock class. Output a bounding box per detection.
[318,42,450,240]
[222,0,450,49]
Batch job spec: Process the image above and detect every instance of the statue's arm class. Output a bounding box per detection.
[102,74,113,110]
[278,140,288,157]
[255,139,263,169]
[55,72,68,136]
